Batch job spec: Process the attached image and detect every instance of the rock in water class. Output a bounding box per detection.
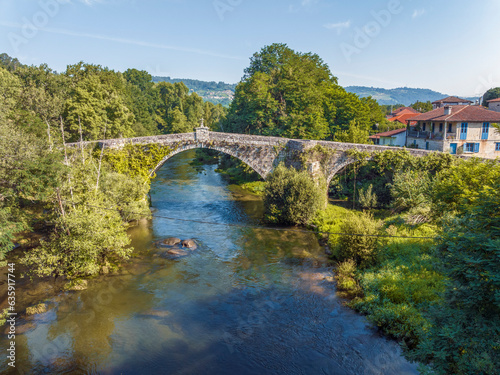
[181,239,197,249]
[159,247,190,259]
[162,237,181,246]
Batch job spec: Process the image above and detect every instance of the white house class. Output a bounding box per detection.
[406,104,500,158]
[432,96,473,109]
[369,128,406,146]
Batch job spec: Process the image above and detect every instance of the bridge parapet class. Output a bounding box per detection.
[67,130,474,187]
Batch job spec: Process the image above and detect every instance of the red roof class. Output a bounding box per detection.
[487,98,500,103]
[432,96,473,105]
[392,107,419,115]
[369,128,406,139]
[406,105,500,122]
[389,113,419,124]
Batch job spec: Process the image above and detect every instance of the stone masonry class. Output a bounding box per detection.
[68,127,443,184]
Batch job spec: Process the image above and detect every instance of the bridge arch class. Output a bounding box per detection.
[150,143,268,180]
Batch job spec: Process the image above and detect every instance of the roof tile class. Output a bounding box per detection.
[406,105,500,123]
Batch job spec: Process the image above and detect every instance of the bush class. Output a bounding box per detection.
[358,183,378,209]
[335,211,382,268]
[21,203,132,278]
[264,164,326,225]
[335,259,362,298]
[389,169,431,212]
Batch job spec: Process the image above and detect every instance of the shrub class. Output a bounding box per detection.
[264,164,326,225]
[358,183,378,209]
[335,259,362,298]
[335,211,382,268]
[389,169,431,212]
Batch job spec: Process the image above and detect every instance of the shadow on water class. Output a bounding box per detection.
[0,150,418,374]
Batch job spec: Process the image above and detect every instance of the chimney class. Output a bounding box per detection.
[444,106,452,115]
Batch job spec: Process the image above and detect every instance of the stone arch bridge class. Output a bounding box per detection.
[70,126,434,185]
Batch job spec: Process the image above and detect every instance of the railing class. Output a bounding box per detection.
[407,131,429,139]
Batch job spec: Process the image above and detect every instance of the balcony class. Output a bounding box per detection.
[408,131,457,141]
[407,130,429,139]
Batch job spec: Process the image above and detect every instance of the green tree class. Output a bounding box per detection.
[264,163,326,225]
[360,96,388,130]
[64,74,135,140]
[411,181,500,374]
[389,169,431,211]
[123,68,161,136]
[335,211,382,268]
[22,201,132,278]
[0,119,64,265]
[432,158,499,215]
[410,100,432,113]
[482,87,500,106]
[333,120,371,144]
[168,107,191,133]
[226,43,335,139]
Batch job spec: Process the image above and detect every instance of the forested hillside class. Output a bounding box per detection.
[153,76,236,107]
[346,86,478,106]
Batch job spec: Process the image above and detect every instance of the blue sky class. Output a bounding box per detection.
[0,0,499,97]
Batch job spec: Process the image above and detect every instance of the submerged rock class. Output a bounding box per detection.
[25,303,48,316]
[64,279,88,291]
[181,239,197,249]
[162,237,181,246]
[159,247,190,259]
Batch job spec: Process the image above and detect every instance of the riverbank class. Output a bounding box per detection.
[313,204,443,354]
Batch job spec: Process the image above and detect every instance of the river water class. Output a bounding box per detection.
[0,151,418,374]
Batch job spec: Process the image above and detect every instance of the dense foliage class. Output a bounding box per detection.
[410,100,433,113]
[315,153,500,372]
[329,149,456,208]
[263,164,326,225]
[482,87,500,106]
[410,159,500,374]
[224,43,386,140]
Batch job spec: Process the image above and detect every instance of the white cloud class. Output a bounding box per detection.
[412,9,426,19]
[324,20,351,35]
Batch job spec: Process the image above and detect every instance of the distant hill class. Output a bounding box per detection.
[151,77,480,108]
[345,86,479,106]
[152,76,236,107]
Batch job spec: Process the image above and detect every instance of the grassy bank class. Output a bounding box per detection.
[313,205,444,350]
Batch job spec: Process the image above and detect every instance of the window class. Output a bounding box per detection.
[496,143,500,151]
[431,123,435,132]
[460,123,468,140]
[422,123,426,131]
[448,123,452,133]
[482,123,489,140]
[464,143,480,153]
[439,123,443,132]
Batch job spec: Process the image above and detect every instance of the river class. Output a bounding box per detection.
[0,150,418,374]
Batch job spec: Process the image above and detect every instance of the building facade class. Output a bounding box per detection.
[432,96,473,109]
[488,98,500,112]
[406,104,500,159]
[369,128,406,146]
